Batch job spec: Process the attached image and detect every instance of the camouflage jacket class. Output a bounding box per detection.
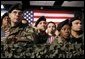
[34,31,49,44]
[1,23,84,58]
[2,23,36,58]
[47,36,84,58]
[6,23,36,43]
[69,33,84,44]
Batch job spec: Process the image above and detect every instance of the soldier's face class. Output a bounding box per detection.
[71,20,82,31]
[37,21,47,31]
[47,23,56,33]
[9,9,22,23]
[60,25,70,39]
[2,16,9,26]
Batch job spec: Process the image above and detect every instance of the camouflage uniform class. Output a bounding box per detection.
[2,23,36,58]
[34,30,49,44]
[44,35,84,58]
[1,23,84,58]
[68,33,84,58]
[22,34,84,58]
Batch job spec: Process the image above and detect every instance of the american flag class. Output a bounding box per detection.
[23,9,74,25]
[23,10,34,25]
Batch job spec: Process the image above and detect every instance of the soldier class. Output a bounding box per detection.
[47,19,71,58]
[1,12,11,58]
[69,17,84,44]
[52,19,71,45]
[34,16,49,44]
[46,22,56,44]
[3,3,36,58]
[69,17,84,58]
[1,12,10,37]
[7,3,35,42]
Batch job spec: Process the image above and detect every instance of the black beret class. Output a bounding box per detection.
[57,19,70,31]
[35,16,46,27]
[8,3,22,13]
[69,17,81,26]
[1,12,8,20]
[1,12,9,26]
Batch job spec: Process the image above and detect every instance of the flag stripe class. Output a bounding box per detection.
[34,13,74,17]
[34,16,73,19]
[34,18,66,22]
[33,10,74,14]
[33,10,74,23]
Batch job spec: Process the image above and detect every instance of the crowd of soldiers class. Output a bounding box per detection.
[1,3,84,58]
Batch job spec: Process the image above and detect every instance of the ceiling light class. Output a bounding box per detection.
[1,5,4,9]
